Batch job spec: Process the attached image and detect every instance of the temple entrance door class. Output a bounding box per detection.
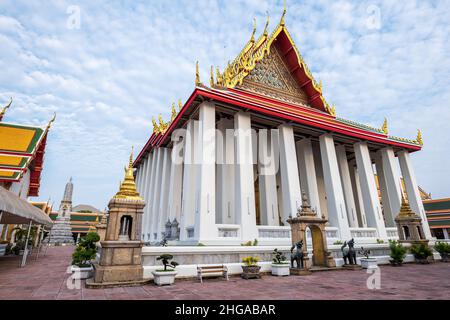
[310,225,325,266]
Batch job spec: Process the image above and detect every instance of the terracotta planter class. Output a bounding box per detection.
[241,265,261,279]
[271,264,290,276]
[71,265,94,279]
[152,270,177,286]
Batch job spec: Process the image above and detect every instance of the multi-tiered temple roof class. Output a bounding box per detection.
[135,9,422,166]
[0,98,55,196]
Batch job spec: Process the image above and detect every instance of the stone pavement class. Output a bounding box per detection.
[0,246,449,300]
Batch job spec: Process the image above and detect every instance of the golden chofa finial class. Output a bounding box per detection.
[216,66,223,86]
[251,18,256,42]
[158,114,168,133]
[280,0,287,27]
[210,65,214,87]
[195,61,201,85]
[178,99,183,111]
[114,146,142,200]
[0,97,12,121]
[263,13,270,36]
[152,117,159,133]
[46,112,56,130]
[381,118,388,135]
[416,129,423,146]
[171,103,177,122]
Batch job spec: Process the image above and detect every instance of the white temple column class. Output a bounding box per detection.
[150,148,163,241]
[216,118,235,224]
[180,120,198,241]
[156,148,171,240]
[319,134,351,240]
[349,165,368,227]
[258,129,279,226]
[336,145,358,227]
[139,154,150,239]
[234,111,258,241]
[398,150,432,239]
[168,134,184,223]
[145,151,158,240]
[296,138,321,217]
[194,102,216,242]
[278,125,302,223]
[354,142,387,239]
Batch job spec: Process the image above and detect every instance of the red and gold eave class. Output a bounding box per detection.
[134,20,422,166]
[134,86,422,167]
[0,122,50,197]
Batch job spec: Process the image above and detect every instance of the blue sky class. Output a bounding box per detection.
[0,0,449,210]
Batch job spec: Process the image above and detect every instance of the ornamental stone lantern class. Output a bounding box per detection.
[87,148,149,288]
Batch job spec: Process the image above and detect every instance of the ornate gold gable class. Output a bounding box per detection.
[240,45,310,105]
[209,9,335,116]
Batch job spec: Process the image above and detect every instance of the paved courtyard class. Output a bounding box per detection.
[0,246,449,300]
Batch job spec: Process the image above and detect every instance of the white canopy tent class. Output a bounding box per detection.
[0,186,53,266]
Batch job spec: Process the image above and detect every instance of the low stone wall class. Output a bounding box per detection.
[141,243,442,279]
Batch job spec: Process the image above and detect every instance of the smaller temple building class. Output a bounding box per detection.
[423,198,450,239]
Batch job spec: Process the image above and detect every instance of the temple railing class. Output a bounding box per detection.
[257,226,291,239]
[217,224,240,238]
[349,227,378,239]
[386,227,399,239]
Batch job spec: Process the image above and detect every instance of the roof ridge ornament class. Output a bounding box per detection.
[195,61,201,86]
[152,117,159,133]
[280,0,287,27]
[210,65,214,87]
[263,13,270,36]
[251,18,256,43]
[171,103,177,122]
[178,99,183,111]
[46,112,56,130]
[0,97,12,121]
[416,129,423,146]
[381,118,388,135]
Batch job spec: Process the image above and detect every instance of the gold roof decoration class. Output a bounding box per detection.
[171,103,177,122]
[213,6,335,116]
[416,129,423,146]
[46,112,57,131]
[381,118,388,135]
[195,61,202,86]
[0,97,12,121]
[152,117,159,133]
[178,99,183,111]
[158,114,169,133]
[114,146,143,200]
[210,65,214,87]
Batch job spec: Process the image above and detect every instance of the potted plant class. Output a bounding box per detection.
[388,240,407,266]
[71,232,100,279]
[434,242,450,262]
[241,256,261,279]
[11,227,36,255]
[358,247,378,269]
[271,249,290,276]
[152,254,179,286]
[410,243,433,264]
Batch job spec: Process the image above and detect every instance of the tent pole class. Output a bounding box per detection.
[20,221,32,268]
[35,227,44,261]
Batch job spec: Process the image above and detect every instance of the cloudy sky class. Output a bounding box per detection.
[1,0,449,210]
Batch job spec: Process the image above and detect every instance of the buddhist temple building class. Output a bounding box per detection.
[0,98,54,243]
[423,198,450,239]
[133,11,432,246]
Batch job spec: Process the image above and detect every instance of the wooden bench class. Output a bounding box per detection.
[197,265,229,283]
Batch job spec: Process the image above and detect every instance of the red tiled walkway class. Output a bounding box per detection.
[0,246,449,300]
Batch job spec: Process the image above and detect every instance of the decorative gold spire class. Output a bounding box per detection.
[178,99,183,111]
[195,61,201,85]
[251,18,256,43]
[329,104,336,116]
[46,112,56,130]
[210,65,214,87]
[416,129,423,146]
[114,146,142,200]
[381,118,388,135]
[398,187,415,217]
[263,13,270,36]
[152,117,159,133]
[216,66,223,86]
[0,97,12,121]
[280,0,287,27]
[158,114,169,133]
[171,103,177,122]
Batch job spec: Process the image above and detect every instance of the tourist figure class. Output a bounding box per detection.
[290,240,304,269]
[341,238,357,265]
